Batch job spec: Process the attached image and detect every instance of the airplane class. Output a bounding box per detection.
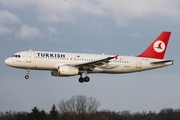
[4,31,173,83]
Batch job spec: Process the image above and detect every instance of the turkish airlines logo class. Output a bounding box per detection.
[153,40,165,53]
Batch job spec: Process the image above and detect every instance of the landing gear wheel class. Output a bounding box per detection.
[25,75,29,79]
[78,71,90,83]
[79,77,84,83]
[84,76,90,82]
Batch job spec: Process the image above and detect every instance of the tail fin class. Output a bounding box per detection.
[138,31,171,59]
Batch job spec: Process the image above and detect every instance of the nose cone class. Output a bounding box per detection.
[4,58,11,66]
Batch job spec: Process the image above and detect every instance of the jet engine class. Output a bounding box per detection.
[58,65,79,76]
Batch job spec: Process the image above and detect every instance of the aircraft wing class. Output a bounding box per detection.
[74,55,118,70]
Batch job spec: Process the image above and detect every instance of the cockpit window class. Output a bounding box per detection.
[12,55,21,58]
[12,55,16,57]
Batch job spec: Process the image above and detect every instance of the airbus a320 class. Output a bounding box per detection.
[5,31,173,83]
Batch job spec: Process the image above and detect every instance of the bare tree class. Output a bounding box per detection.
[58,95,100,115]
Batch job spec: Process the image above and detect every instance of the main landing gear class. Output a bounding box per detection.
[25,69,30,79]
[78,71,90,83]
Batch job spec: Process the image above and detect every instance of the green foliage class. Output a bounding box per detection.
[27,107,48,120]
[49,104,58,120]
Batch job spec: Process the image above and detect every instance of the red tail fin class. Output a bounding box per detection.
[138,31,171,59]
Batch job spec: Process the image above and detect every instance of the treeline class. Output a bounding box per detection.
[0,95,180,120]
[1,108,180,120]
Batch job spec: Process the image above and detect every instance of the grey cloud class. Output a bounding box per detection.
[99,0,180,25]
[0,10,20,36]
[0,0,35,8]
[36,0,105,22]
[0,25,12,35]
[37,13,76,23]
[15,25,42,39]
[1,0,180,25]
[0,10,21,24]
[46,26,58,35]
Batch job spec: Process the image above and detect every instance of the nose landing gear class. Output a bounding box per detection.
[25,69,30,79]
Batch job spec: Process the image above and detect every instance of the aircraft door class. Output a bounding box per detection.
[136,58,141,68]
[26,52,33,62]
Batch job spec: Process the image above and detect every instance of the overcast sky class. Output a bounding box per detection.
[1,0,180,113]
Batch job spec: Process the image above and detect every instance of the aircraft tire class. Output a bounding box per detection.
[84,77,90,82]
[25,75,29,79]
[79,77,84,83]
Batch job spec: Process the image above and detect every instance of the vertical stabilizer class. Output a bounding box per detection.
[138,31,171,59]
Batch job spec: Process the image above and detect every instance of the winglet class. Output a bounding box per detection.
[114,55,119,60]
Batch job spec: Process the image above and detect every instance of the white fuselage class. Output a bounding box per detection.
[5,51,173,75]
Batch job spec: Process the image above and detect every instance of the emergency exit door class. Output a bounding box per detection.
[26,52,32,62]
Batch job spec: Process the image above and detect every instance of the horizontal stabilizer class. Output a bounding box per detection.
[150,60,173,64]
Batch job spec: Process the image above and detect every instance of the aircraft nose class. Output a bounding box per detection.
[4,58,11,65]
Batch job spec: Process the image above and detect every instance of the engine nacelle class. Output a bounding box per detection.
[51,70,62,77]
[58,66,79,76]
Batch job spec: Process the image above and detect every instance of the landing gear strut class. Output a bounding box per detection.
[25,69,30,79]
[78,71,90,83]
